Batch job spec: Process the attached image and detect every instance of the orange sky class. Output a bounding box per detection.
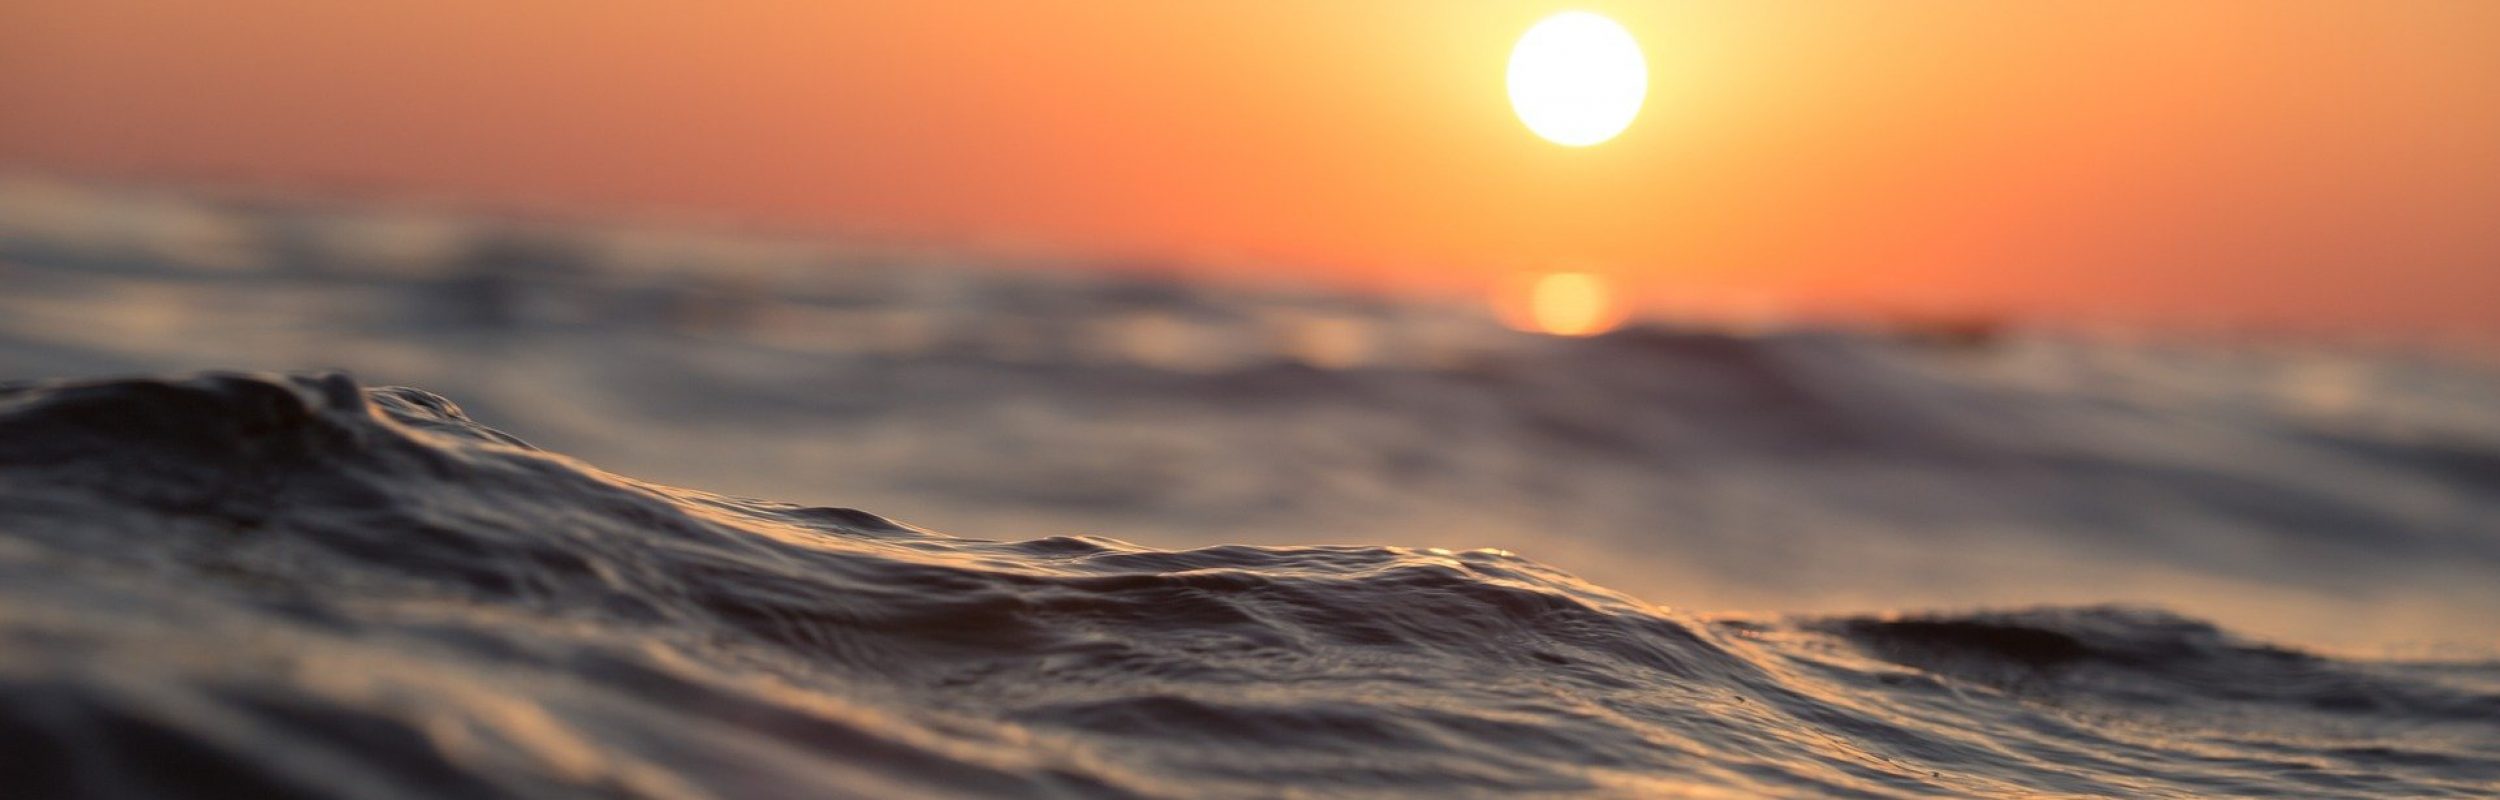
[5,2,2497,338]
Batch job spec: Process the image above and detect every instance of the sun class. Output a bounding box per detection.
[1506,11,1648,147]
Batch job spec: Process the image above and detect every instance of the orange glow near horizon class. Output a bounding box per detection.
[3,2,2498,342]
[1499,272,1628,337]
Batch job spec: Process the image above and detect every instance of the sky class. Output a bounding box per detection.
[5,1,2497,339]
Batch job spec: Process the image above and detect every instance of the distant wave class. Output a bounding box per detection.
[1,372,2494,797]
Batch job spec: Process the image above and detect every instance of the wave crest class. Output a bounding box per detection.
[1,372,2493,797]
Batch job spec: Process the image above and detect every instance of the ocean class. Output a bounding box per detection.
[2,178,2496,797]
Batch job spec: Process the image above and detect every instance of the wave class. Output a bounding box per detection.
[9,189,2500,654]
[1,372,2493,797]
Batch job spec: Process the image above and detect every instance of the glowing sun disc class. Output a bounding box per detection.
[1507,12,1648,147]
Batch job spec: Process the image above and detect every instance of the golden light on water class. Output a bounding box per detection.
[1498,272,1627,337]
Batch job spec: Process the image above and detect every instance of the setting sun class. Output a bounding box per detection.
[1506,11,1648,147]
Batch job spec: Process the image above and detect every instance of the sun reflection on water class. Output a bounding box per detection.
[1498,271,1627,337]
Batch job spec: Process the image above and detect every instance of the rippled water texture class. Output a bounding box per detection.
[9,179,2500,656]
[2,372,2494,797]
